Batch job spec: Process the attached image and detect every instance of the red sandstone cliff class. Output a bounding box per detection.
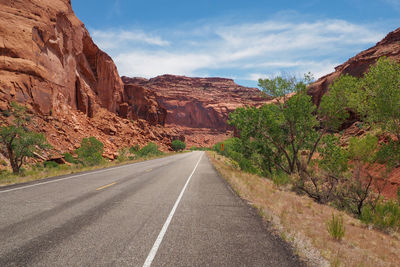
[308,27,400,105]
[0,0,178,158]
[122,75,270,146]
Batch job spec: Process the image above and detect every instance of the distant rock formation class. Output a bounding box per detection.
[122,75,271,146]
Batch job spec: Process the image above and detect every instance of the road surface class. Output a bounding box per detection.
[0,151,301,266]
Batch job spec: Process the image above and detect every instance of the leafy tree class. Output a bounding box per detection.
[341,57,400,167]
[171,140,186,151]
[75,137,104,166]
[0,102,50,174]
[230,73,346,177]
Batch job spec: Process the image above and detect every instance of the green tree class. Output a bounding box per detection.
[171,140,186,151]
[0,102,50,174]
[75,137,104,166]
[230,73,346,176]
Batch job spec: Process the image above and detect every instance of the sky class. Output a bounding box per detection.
[72,0,400,87]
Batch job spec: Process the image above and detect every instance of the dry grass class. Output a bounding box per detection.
[0,152,179,187]
[207,151,400,267]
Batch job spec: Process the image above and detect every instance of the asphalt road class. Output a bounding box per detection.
[0,151,301,266]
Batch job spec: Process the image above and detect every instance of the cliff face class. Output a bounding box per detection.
[0,0,124,116]
[122,75,270,146]
[0,0,178,157]
[308,27,400,105]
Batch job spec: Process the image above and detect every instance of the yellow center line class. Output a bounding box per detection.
[96,182,117,191]
[146,168,153,172]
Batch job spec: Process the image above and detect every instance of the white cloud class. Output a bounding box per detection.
[91,29,170,49]
[91,18,385,82]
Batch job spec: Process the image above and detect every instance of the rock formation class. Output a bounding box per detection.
[122,75,270,147]
[0,0,178,158]
[308,27,400,106]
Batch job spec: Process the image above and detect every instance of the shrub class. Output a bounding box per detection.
[75,137,104,166]
[326,214,345,241]
[44,161,59,168]
[117,148,129,163]
[63,152,77,164]
[129,144,140,154]
[136,142,162,158]
[171,140,186,151]
[360,200,400,232]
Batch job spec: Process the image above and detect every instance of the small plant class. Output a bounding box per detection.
[326,214,345,241]
[361,200,400,232]
[117,148,129,163]
[171,140,186,151]
[44,161,59,169]
[75,137,104,166]
[136,142,162,158]
[63,152,77,164]
[129,144,140,154]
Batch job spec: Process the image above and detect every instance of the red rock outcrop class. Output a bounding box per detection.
[0,0,178,157]
[120,83,167,126]
[308,27,400,106]
[122,75,270,147]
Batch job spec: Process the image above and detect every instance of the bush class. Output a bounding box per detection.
[326,214,345,241]
[171,140,186,151]
[63,152,77,164]
[75,137,104,166]
[117,148,129,163]
[136,142,162,158]
[129,144,140,154]
[44,161,59,168]
[360,200,400,232]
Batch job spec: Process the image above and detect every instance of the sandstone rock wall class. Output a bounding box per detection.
[0,0,124,116]
[122,75,270,144]
[0,0,178,156]
[308,27,400,106]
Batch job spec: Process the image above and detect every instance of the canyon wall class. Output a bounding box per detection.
[0,0,178,158]
[122,75,270,146]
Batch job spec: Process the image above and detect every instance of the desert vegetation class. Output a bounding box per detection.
[215,57,400,233]
[0,107,169,186]
[170,139,186,151]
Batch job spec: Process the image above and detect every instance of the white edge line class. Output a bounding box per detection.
[0,153,190,194]
[143,152,204,267]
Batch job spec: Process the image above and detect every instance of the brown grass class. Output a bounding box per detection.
[207,151,400,267]
[0,152,180,187]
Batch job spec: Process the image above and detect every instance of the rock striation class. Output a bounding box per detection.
[0,0,178,157]
[122,75,270,146]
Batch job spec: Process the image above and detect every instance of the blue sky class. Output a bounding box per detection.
[72,0,400,87]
